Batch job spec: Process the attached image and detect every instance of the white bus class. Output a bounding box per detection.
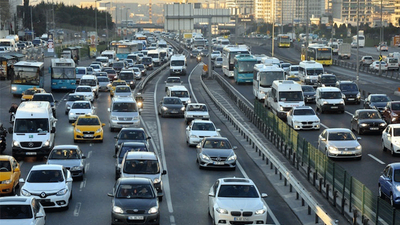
[253,64,285,100]
[222,45,250,77]
[352,35,365,48]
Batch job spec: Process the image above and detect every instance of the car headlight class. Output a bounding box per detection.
[69,112,75,116]
[356,145,362,150]
[111,116,117,120]
[187,100,191,104]
[356,93,361,98]
[181,107,185,111]
[340,100,345,105]
[360,123,368,127]
[227,154,237,161]
[200,153,211,161]
[255,209,266,215]
[57,188,68,196]
[148,206,158,214]
[396,185,400,192]
[96,128,102,133]
[137,102,142,107]
[162,106,168,111]
[11,86,17,91]
[322,101,328,105]
[186,115,193,118]
[43,140,50,147]
[20,189,31,196]
[216,207,228,214]
[75,128,82,133]
[190,134,199,138]
[0,178,12,184]
[130,81,134,84]
[380,123,387,127]
[328,146,338,152]
[113,206,123,214]
[133,116,139,120]
[70,166,83,171]
[153,178,161,184]
[391,112,398,117]
[13,140,19,147]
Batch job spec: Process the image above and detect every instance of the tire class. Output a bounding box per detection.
[357,126,363,135]
[391,145,396,156]
[110,127,114,132]
[65,111,68,115]
[158,196,163,202]
[381,140,387,151]
[378,185,385,199]
[74,139,77,143]
[69,191,73,200]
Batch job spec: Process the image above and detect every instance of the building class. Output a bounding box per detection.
[226,0,254,15]
[332,0,373,26]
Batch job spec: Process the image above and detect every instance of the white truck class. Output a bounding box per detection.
[338,43,351,59]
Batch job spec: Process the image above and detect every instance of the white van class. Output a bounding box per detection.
[385,57,399,71]
[315,87,345,113]
[75,67,88,83]
[147,50,161,66]
[170,54,187,75]
[298,60,324,86]
[166,85,191,105]
[261,56,280,67]
[0,38,17,52]
[101,50,116,66]
[11,101,57,158]
[108,97,140,131]
[80,75,99,98]
[265,80,305,119]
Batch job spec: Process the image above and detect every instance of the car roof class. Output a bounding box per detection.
[219,177,254,185]
[168,85,188,91]
[317,87,341,92]
[125,152,157,160]
[112,97,136,103]
[117,177,153,185]
[388,124,400,128]
[324,128,352,133]
[120,127,145,132]
[121,142,147,146]
[293,106,313,110]
[76,85,92,88]
[203,137,229,141]
[187,103,206,106]
[31,164,63,170]
[0,155,15,161]
[336,80,355,84]
[72,100,91,104]
[192,120,215,124]
[52,145,80,150]
[0,196,33,204]
[368,94,388,97]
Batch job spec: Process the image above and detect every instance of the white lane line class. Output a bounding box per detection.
[87,151,92,159]
[73,202,81,216]
[320,123,329,129]
[188,63,202,104]
[170,215,176,225]
[368,154,386,164]
[80,178,87,191]
[85,163,90,173]
[345,111,354,116]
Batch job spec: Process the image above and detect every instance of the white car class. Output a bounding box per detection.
[19,164,73,209]
[130,67,142,80]
[89,63,102,73]
[0,196,46,224]
[113,85,133,98]
[369,61,388,72]
[184,103,210,124]
[64,93,85,115]
[208,177,268,225]
[287,106,320,130]
[317,128,362,160]
[210,51,221,60]
[74,85,95,102]
[186,120,220,146]
[97,76,111,92]
[68,100,95,123]
[381,124,400,155]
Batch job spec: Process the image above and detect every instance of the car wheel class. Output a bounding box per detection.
[357,126,363,135]
[74,139,77,143]
[65,111,68,115]
[212,212,217,225]
[381,140,387,151]
[158,196,163,202]
[378,185,385,199]
[391,145,396,156]
[11,184,16,195]
[69,191,73,200]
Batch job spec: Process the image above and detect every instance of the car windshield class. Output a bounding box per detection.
[32,95,54,102]
[393,103,400,110]
[112,82,126,86]
[98,77,109,82]
[171,91,189,97]
[112,102,137,112]
[113,62,124,68]
[218,185,259,198]
[119,73,134,80]
[116,86,131,92]
[302,86,314,92]
[187,105,207,112]
[203,139,231,149]
[341,83,358,91]
[290,66,299,71]
[371,95,390,102]
[80,79,96,86]
[76,87,92,92]
[293,109,315,115]
[358,111,381,119]
[279,91,303,101]
[192,123,215,131]
[119,131,146,140]
[0,160,11,172]
[163,98,181,104]
[321,76,336,82]
[105,70,116,74]
[68,95,85,101]
[24,89,42,95]
[321,92,342,99]
[119,145,148,158]
[166,78,181,83]
[27,170,64,182]
[123,160,160,174]
[49,148,80,159]
[0,205,33,219]
[328,132,356,141]
[142,58,151,63]
[14,119,49,133]
[116,184,155,199]
[76,117,100,125]
[171,60,184,66]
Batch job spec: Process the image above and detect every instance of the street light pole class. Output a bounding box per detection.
[95,0,101,56]
[379,0,382,76]
[30,6,34,40]
[356,0,360,86]
[125,7,130,38]
[104,2,110,42]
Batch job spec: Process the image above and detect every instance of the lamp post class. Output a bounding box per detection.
[30,6,34,40]
[379,0,383,76]
[104,2,110,42]
[125,7,130,37]
[95,0,101,40]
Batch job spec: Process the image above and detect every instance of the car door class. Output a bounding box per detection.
[381,166,392,196]
[186,122,193,141]
[64,168,73,195]
[11,158,21,186]
[208,180,219,217]
[351,112,358,131]
[382,126,390,149]
[318,130,327,151]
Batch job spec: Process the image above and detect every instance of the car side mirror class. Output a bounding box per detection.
[113,155,117,158]
[72,123,75,126]
[19,178,25,183]
[8,127,13,134]
[55,100,58,103]
[67,177,73,182]
[186,127,190,131]
[82,155,86,159]
[102,123,105,126]
[14,167,20,172]
[216,129,221,132]
[261,193,268,198]
[232,146,237,150]
[36,212,45,219]
[51,127,56,133]
[320,137,326,141]
[147,137,151,140]
[357,137,362,140]
[162,170,167,175]
[64,98,67,101]
[107,193,114,197]
[208,192,215,197]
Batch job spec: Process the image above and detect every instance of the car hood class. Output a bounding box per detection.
[164,104,183,109]
[341,90,358,95]
[75,91,93,96]
[114,197,157,209]
[46,159,82,168]
[328,140,360,149]
[292,115,319,121]
[111,112,139,117]
[216,197,264,211]
[369,102,388,108]
[358,119,385,124]
[22,181,67,193]
[186,111,209,116]
[201,149,234,157]
[191,130,219,137]
[70,109,92,114]
[320,99,343,104]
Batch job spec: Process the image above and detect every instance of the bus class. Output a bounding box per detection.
[222,45,250,77]
[352,35,365,48]
[301,44,332,66]
[11,61,44,95]
[50,58,76,91]
[278,35,291,48]
[110,41,120,51]
[116,43,138,60]
[234,54,258,84]
[253,64,285,100]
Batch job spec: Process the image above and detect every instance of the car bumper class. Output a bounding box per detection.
[198,159,236,168]
[12,146,52,157]
[161,110,184,117]
[110,120,141,129]
[30,194,70,208]
[214,212,266,225]
[326,150,362,159]
[0,183,16,194]
[321,104,345,112]
[74,133,103,141]
[359,126,385,133]
[111,212,160,225]
[292,122,320,130]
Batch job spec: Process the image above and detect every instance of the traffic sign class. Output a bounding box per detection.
[379,55,383,61]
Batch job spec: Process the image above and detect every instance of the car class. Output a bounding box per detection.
[381,124,400,155]
[64,93,85,115]
[118,70,136,89]
[286,75,301,84]
[141,57,154,70]
[210,51,221,60]
[164,76,182,92]
[184,103,210,124]
[119,152,167,200]
[110,80,128,97]
[74,85,95,102]
[21,87,46,101]
[114,142,149,179]
[213,57,223,68]
[114,128,151,154]
[72,114,105,143]
[19,164,73,209]
[94,71,108,77]
[0,196,46,224]
[190,49,201,58]
[208,177,268,225]
[301,85,316,103]
[68,100,95,123]
[382,101,400,124]
[378,163,400,206]
[317,73,337,87]
[97,76,111,92]
[135,64,147,76]
[280,62,291,74]
[186,120,221,146]
[89,63,102,73]
[364,94,391,114]
[335,80,361,104]
[317,128,362,160]
[360,56,374,66]
[105,69,118,81]
[200,49,209,57]
[351,41,358,48]
[287,106,320,130]
[377,44,389,52]
[31,93,58,117]
[369,61,388,72]
[196,137,237,169]
[113,85,133,98]
[350,109,386,134]
[46,145,86,180]
[0,155,21,195]
[107,177,160,225]
[158,97,185,118]
[124,59,134,67]
[131,67,142,80]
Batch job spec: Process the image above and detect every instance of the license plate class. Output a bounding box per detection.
[234,217,249,221]
[348,98,355,101]
[307,97,313,100]
[370,127,379,130]
[26,152,37,155]
[171,110,178,113]
[84,134,93,137]
[331,106,338,109]
[214,162,224,165]
[341,151,352,155]
[128,216,144,220]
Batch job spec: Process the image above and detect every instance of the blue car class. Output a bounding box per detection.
[378,163,400,206]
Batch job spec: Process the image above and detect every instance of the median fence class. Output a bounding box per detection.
[212,73,400,225]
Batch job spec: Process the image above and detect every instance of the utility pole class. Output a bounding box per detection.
[379,0,382,76]
[272,0,275,57]
[305,0,309,60]
[105,2,110,42]
[356,0,360,85]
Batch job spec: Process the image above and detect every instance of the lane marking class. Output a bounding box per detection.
[73,202,81,216]
[80,178,87,191]
[368,154,386,164]
[188,63,202,103]
[345,111,354,116]
[84,163,90,173]
[87,151,92,159]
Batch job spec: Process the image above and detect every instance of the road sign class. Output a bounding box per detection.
[379,55,383,61]
[47,33,54,53]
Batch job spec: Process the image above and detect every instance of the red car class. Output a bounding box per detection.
[382,101,400,124]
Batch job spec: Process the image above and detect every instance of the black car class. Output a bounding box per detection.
[301,85,316,103]
[31,93,58,117]
[108,177,160,225]
[141,57,154,70]
[113,61,126,74]
[336,81,361,104]
[350,109,387,134]
[157,97,185,118]
[190,49,201,58]
[317,74,337,87]
[364,94,391,114]
[114,128,151,154]
[196,137,237,169]
[114,142,149,179]
[118,70,136,90]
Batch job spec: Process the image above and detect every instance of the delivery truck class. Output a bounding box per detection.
[338,43,351,59]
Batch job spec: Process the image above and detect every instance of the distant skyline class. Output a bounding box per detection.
[35,0,205,6]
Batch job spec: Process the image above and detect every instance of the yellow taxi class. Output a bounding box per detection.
[0,155,21,195]
[21,87,46,101]
[72,114,105,143]
[110,79,127,97]
[286,75,302,84]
